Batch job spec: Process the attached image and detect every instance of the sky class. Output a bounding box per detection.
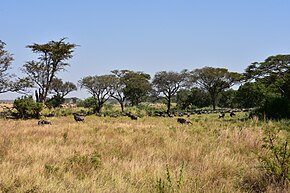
[1,0,290,99]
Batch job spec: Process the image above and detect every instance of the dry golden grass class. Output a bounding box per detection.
[0,113,288,192]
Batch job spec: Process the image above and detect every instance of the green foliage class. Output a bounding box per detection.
[155,162,185,193]
[176,88,211,110]
[45,95,64,108]
[13,96,43,119]
[260,125,290,185]
[121,71,151,106]
[23,38,77,102]
[219,89,238,108]
[235,82,265,108]
[79,75,116,113]
[191,67,242,110]
[0,40,16,94]
[152,70,189,113]
[244,54,290,100]
[254,97,290,120]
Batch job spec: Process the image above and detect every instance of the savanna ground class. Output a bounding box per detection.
[0,109,289,193]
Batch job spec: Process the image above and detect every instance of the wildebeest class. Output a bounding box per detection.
[73,113,84,122]
[177,118,192,124]
[45,113,55,117]
[218,112,225,118]
[125,112,138,120]
[38,120,51,125]
[230,111,236,117]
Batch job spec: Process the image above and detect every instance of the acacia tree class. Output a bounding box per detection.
[191,67,241,110]
[46,78,77,107]
[245,54,290,99]
[121,71,151,106]
[22,38,77,102]
[244,54,290,119]
[0,40,15,93]
[79,75,115,113]
[110,70,128,112]
[152,70,189,113]
[50,78,77,98]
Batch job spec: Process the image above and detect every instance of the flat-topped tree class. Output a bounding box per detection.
[22,38,77,102]
[152,70,189,114]
[191,67,242,110]
[245,54,290,100]
[0,40,14,93]
[79,75,116,113]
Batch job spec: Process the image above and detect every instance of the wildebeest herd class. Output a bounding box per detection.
[37,109,241,126]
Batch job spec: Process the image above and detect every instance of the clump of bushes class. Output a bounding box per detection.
[260,124,290,186]
[13,96,43,119]
[251,97,290,120]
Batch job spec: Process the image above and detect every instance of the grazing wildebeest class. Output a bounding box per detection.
[95,113,102,117]
[125,112,138,120]
[73,113,84,122]
[218,112,225,118]
[230,111,236,117]
[38,120,51,125]
[45,113,55,117]
[177,118,192,124]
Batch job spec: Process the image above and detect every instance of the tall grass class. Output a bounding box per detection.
[0,113,288,192]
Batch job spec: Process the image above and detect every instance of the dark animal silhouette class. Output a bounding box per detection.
[38,120,51,125]
[73,113,84,122]
[219,112,225,118]
[230,111,236,117]
[177,118,192,124]
[45,113,55,117]
[125,112,138,120]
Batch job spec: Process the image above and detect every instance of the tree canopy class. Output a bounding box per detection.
[191,67,242,110]
[79,75,116,113]
[121,71,151,106]
[0,40,14,94]
[22,38,77,102]
[152,70,189,113]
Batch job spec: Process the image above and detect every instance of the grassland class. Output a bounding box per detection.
[0,112,289,192]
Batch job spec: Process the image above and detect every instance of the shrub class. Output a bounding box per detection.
[13,96,43,119]
[259,125,290,186]
[252,97,290,120]
[155,162,185,193]
[45,95,64,108]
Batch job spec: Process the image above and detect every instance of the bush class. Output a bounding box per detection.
[45,95,64,108]
[254,97,290,120]
[13,96,43,119]
[259,124,290,186]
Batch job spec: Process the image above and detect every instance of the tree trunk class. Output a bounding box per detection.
[120,102,124,113]
[167,96,171,114]
[210,92,217,110]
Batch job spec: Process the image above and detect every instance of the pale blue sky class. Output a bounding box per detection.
[1,0,290,99]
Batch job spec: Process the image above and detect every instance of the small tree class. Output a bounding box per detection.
[235,82,265,108]
[152,70,189,113]
[13,96,43,119]
[46,78,77,108]
[110,70,127,112]
[79,75,115,113]
[0,40,15,94]
[121,71,151,106]
[191,67,241,110]
[22,38,77,103]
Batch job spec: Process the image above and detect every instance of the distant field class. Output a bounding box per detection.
[0,113,288,192]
